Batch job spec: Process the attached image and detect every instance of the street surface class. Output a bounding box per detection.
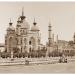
[0,62,75,73]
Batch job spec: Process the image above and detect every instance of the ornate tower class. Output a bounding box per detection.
[48,21,52,47]
[46,20,53,56]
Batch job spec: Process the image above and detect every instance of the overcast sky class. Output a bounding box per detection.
[0,2,75,44]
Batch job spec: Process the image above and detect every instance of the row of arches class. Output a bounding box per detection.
[16,37,40,46]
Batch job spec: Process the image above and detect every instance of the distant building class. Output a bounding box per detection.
[46,20,75,56]
[0,43,5,52]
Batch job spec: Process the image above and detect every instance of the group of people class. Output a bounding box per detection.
[59,54,67,63]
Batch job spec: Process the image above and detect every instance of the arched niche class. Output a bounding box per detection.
[29,37,36,46]
[9,36,17,48]
[9,37,13,47]
[24,38,27,45]
[38,39,40,44]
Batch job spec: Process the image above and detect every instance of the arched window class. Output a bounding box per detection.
[21,47,22,53]
[38,39,40,44]
[9,37,13,48]
[21,38,22,44]
[16,38,18,44]
[24,38,27,45]
[29,41,31,45]
[29,47,31,52]
[30,37,35,46]
[5,39,7,44]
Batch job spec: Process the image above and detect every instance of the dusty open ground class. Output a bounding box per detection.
[0,62,75,73]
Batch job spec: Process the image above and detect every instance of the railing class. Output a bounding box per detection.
[0,57,74,65]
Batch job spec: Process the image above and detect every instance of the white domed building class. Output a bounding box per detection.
[5,9,41,55]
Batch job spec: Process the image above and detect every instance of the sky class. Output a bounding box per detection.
[0,2,75,45]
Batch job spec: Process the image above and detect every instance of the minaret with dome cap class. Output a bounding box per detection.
[46,19,54,56]
[48,20,52,47]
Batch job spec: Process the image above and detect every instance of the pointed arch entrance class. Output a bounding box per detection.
[29,37,36,50]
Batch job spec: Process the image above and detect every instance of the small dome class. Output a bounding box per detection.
[31,18,39,31]
[7,26,15,31]
[21,19,30,29]
[7,22,15,31]
[31,25,39,31]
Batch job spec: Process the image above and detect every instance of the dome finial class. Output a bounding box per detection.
[9,18,12,23]
[22,7,24,16]
[33,18,37,25]
[9,18,12,25]
[20,7,26,20]
[48,17,51,26]
[34,18,35,22]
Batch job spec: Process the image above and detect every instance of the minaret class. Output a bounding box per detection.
[46,21,52,57]
[48,21,52,47]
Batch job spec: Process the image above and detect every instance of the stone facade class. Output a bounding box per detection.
[5,10,41,54]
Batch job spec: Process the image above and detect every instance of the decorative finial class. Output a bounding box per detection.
[10,19,11,23]
[22,7,24,16]
[33,18,37,25]
[20,7,26,20]
[34,18,35,22]
[9,18,12,25]
[49,18,51,26]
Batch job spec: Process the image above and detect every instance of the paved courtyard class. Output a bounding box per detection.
[0,62,75,73]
